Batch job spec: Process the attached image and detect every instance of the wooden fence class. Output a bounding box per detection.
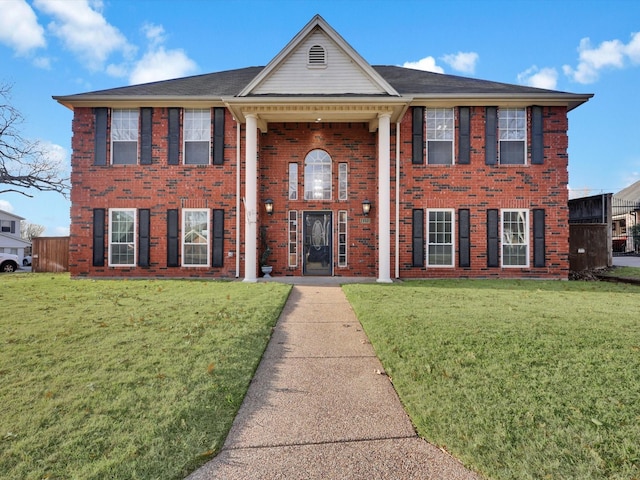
[32,237,69,273]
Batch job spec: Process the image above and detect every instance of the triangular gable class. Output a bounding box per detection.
[239,15,399,97]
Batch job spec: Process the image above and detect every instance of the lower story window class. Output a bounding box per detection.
[182,209,209,266]
[427,209,454,267]
[109,208,136,266]
[502,209,529,267]
[338,210,347,267]
[288,210,298,267]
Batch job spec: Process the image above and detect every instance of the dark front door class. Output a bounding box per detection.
[303,211,332,275]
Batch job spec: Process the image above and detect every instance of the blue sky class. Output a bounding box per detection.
[0,0,638,236]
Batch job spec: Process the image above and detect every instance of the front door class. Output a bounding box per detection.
[303,211,332,276]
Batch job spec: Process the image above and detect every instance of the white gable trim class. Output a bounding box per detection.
[238,15,399,97]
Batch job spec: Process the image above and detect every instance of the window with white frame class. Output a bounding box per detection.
[502,209,529,267]
[288,210,298,267]
[111,109,138,165]
[338,163,348,200]
[184,109,210,165]
[288,163,298,200]
[182,209,209,266]
[338,210,347,267]
[499,108,526,164]
[0,220,14,233]
[304,149,332,200]
[109,208,136,266]
[426,108,454,165]
[427,209,454,267]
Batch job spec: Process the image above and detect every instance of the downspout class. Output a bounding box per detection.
[395,121,401,279]
[235,120,241,278]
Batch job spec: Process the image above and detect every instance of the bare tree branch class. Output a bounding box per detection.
[0,83,70,198]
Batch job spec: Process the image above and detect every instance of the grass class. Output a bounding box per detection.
[0,274,291,480]
[343,280,640,480]
[603,265,640,280]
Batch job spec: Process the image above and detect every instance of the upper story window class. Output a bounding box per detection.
[308,44,327,67]
[499,108,526,165]
[111,109,138,165]
[426,108,454,165]
[304,149,332,200]
[184,109,210,165]
[0,219,16,234]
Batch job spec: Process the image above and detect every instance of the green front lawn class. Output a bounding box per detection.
[0,274,290,480]
[344,280,640,480]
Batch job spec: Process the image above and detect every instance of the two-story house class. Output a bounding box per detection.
[54,15,592,281]
[0,210,31,266]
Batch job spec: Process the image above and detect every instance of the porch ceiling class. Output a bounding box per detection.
[224,98,409,132]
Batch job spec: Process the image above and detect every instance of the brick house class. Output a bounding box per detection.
[54,15,592,281]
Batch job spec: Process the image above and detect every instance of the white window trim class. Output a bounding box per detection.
[111,109,138,165]
[288,210,298,267]
[426,107,455,165]
[108,208,137,267]
[501,209,530,268]
[183,109,211,165]
[182,208,210,267]
[338,210,348,267]
[426,208,455,268]
[338,163,348,201]
[498,108,527,165]
[288,163,298,200]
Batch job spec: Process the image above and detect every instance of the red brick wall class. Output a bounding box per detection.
[69,105,570,279]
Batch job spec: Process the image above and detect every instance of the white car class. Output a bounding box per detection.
[0,253,19,273]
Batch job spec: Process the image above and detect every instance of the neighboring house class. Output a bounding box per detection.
[612,180,640,253]
[53,15,592,281]
[0,210,31,266]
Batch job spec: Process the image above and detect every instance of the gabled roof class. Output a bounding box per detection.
[53,15,592,115]
[614,180,640,203]
[0,209,25,221]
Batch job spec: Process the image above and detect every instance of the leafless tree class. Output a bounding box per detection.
[0,83,69,198]
[20,221,46,242]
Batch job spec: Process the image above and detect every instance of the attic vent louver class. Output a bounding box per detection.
[308,44,326,67]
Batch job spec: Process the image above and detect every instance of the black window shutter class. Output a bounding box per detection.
[485,107,497,165]
[212,209,224,267]
[168,108,180,165]
[412,107,424,165]
[533,208,546,267]
[167,209,179,267]
[412,208,424,267]
[140,108,152,165]
[93,208,105,267]
[139,209,150,267]
[10,221,15,234]
[458,209,471,268]
[531,106,544,165]
[458,107,470,165]
[487,209,499,267]
[213,108,225,165]
[94,108,108,166]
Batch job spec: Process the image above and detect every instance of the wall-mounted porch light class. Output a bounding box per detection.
[362,199,372,216]
[264,198,274,215]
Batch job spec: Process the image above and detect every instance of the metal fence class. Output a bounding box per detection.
[612,198,640,254]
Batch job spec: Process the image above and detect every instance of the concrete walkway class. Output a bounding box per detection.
[186,285,481,480]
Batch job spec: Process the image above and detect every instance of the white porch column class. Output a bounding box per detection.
[377,113,392,283]
[243,114,258,282]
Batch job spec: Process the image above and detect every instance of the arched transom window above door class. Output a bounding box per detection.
[304,149,332,200]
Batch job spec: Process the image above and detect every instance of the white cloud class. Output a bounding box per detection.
[33,0,134,71]
[0,0,46,55]
[0,200,15,213]
[563,33,640,84]
[127,23,197,85]
[442,51,479,74]
[52,225,70,236]
[517,66,558,89]
[33,56,52,69]
[402,56,444,74]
